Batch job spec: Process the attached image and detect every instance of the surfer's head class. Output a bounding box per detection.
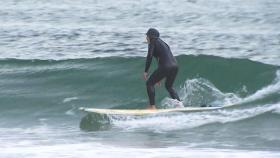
[146,28,160,43]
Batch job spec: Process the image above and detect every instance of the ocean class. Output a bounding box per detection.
[0,0,280,157]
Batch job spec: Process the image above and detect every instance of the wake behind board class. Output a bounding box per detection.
[79,106,228,115]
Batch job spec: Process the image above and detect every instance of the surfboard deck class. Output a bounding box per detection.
[79,106,227,115]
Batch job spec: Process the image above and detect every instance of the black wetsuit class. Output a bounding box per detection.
[145,37,181,105]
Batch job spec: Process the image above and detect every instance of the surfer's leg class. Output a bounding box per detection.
[165,67,181,101]
[146,69,165,107]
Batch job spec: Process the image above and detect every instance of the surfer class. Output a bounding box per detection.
[143,28,183,109]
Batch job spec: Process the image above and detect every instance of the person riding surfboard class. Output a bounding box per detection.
[143,28,183,109]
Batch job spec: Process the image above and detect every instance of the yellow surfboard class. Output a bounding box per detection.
[79,106,226,115]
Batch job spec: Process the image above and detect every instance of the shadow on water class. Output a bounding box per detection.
[80,113,112,131]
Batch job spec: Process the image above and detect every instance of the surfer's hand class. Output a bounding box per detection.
[143,72,148,80]
[156,81,161,86]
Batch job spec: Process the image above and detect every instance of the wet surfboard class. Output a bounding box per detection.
[79,106,230,115]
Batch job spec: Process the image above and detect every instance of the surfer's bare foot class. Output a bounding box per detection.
[147,105,157,110]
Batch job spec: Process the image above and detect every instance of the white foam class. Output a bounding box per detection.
[240,70,280,104]
[109,102,279,132]
[272,103,280,114]
[0,143,279,158]
[163,70,280,108]
[161,98,184,108]
[63,97,79,103]
[65,105,77,116]
[173,78,241,107]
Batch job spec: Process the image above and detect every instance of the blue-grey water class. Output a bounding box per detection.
[1,0,280,157]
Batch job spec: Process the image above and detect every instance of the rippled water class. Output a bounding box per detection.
[1,0,280,158]
[1,0,280,64]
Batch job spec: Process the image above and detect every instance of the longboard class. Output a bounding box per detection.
[79,105,231,115]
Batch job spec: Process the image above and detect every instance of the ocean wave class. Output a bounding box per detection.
[80,69,280,132]
[80,102,280,133]
[0,55,279,111]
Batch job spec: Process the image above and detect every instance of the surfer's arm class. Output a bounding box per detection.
[144,44,154,73]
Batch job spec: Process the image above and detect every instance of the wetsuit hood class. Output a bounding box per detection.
[146,28,160,39]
